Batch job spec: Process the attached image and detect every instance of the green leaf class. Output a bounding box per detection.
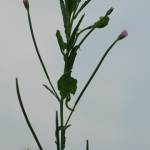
[74,0,91,19]
[59,0,67,23]
[66,0,75,15]
[68,14,85,51]
[65,0,81,16]
[64,46,79,73]
[57,73,77,99]
[59,0,70,40]
[56,30,67,53]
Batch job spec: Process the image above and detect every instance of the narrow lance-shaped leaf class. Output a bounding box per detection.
[59,0,70,40]
[65,46,79,73]
[69,0,82,16]
[74,0,91,19]
[72,0,82,16]
[56,30,67,55]
[68,14,85,51]
[66,0,76,15]
[59,0,66,23]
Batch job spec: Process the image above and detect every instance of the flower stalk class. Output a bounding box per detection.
[25,2,60,102]
[65,38,121,127]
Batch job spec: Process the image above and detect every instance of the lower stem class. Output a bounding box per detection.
[60,99,65,150]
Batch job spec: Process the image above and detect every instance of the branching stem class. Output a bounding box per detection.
[65,39,118,126]
[27,10,60,102]
[78,27,95,48]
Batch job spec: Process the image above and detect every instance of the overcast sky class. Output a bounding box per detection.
[0,0,150,150]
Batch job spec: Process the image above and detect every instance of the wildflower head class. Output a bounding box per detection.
[23,0,29,10]
[117,30,128,40]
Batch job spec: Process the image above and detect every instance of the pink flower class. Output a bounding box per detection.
[117,30,128,40]
[23,0,29,10]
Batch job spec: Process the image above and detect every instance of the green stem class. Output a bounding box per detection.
[86,140,89,150]
[16,78,43,150]
[56,111,60,150]
[65,39,118,126]
[27,10,60,102]
[78,27,95,48]
[60,99,65,150]
[78,25,93,36]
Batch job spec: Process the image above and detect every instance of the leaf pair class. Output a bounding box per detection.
[59,0,92,40]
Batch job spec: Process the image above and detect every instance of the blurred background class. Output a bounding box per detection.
[0,0,150,149]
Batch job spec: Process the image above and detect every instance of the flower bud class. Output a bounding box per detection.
[106,7,114,16]
[23,0,29,10]
[117,30,128,40]
[94,16,109,28]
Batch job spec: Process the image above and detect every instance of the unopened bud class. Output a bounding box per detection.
[117,30,128,40]
[23,0,29,10]
[94,16,109,28]
[106,7,114,16]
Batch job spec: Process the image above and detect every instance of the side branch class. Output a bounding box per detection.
[27,10,60,102]
[65,39,118,126]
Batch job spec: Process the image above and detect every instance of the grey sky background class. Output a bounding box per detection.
[0,0,150,150]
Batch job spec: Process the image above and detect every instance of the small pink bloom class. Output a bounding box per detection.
[118,30,128,40]
[23,0,29,10]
